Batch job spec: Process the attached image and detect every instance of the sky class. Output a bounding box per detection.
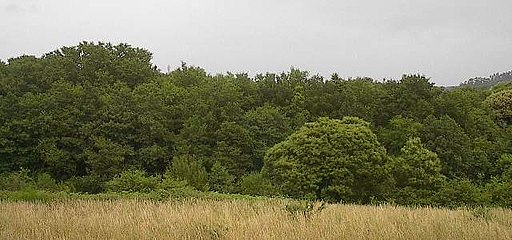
[1,0,511,86]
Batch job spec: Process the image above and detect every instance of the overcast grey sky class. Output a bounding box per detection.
[1,0,511,86]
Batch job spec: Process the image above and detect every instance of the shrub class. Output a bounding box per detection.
[498,154,512,180]
[433,179,489,208]
[0,169,34,191]
[35,173,59,191]
[169,155,209,191]
[485,178,512,207]
[208,161,235,193]
[0,189,54,202]
[284,200,327,218]
[106,170,159,193]
[66,175,106,193]
[239,172,278,197]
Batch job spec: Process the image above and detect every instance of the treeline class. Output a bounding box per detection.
[460,70,512,89]
[0,42,511,207]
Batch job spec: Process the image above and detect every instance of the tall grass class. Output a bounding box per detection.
[1,199,511,239]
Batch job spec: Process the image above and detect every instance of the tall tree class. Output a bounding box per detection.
[420,115,474,179]
[485,89,512,127]
[388,138,445,205]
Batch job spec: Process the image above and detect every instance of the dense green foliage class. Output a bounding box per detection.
[0,42,511,207]
[263,117,391,203]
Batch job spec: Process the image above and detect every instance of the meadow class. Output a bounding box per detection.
[1,199,511,240]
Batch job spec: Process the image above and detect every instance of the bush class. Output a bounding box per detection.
[239,172,278,197]
[0,189,54,202]
[498,154,512,180]
[0,169,34,191]
[106,170,159,193]
[160,172,197,192]
[169,155,209,191]
[284,200,327,218]
[433,179,489,208]
[35,173,60,191]
[485,178,512,207]
[390,187,438,206]
[66,175,106,194]
[208,161,235,193]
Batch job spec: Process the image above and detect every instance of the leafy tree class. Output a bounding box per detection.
[42,42,158,88]
[84,136,134,179]
[380,75,440,123]
[180,73,243,123]
[420,115,473,179]
[434,88,504,181]
[229,72,261,111]
[169,155,208,191]
[388,138,445,205]
[0,91,55,173]
[0,60,6,75]
[132,78,184,174]
[176,114,221,171]
[433,87,489,129]
[263,117,392,203]
[2,55,47,93]
[467,137,500,182]
[464,108,501,140]
[36,138,73,179]
[33,80,90,179]
[497,154,512,181]
[213,122,255,178]
[302,76,337,118]
[491,81,512,92]
[377,116,423,155]
[485,89,512,126]
[286,84,311,129]
[137,145,171,175]
[255,72,294,108]
[244,105,292,169]
[328,78,386,123]
[167,62,209,88]
[208,161,235,193]
[175,72,245,164]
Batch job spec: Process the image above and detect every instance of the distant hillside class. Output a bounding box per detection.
[458,70,512,89]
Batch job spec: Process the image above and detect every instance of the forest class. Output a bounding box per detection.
[1,42,511,207]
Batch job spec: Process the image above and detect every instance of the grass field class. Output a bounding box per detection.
[1,199,511,240]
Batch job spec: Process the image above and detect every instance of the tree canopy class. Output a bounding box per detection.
[0,42,511,207]
[263,117,391,203]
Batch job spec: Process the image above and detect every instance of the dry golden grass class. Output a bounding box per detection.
[1,199,511,240]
